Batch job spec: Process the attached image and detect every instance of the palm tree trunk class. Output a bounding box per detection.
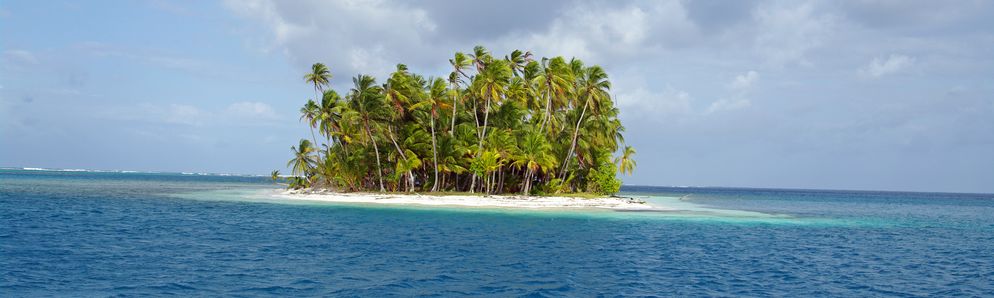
[309,127,318,153]
[439,172,445,192]
[522,168,532,195]
[313,89,322,159]
[386,127,415,192]
[365,121,385,192]
[469,96,481,193]
[450,88,458,136]
[541,87,553,133]
[474,94,495,194]
[478,96,492,151]
[491,170,497,194]
[561,102,588,179]
[488,171,493,194]
[498,167,505,193]
[430,112,439,192]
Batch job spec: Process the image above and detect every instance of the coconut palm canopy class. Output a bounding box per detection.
[281,47,635,195]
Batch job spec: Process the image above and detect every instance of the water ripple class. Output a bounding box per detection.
[2,170,993,296]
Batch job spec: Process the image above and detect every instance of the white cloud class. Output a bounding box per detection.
[698,71,761,115]
[348,46,393,78]
[505,3,649,60]
[730,70,760,90]
[162,104,206,126]
[224,0,702,77]
[705,98,751,114]
[3,50,39,65]
[101,101,283,127]
[945,85,967,97]
[223,0,438,77]
[752,2,837,67]
[224,101,279,121]
[498,1,697,62]
[99,103,205,126]
[72,42,220,76]
[617,85,693,118]
[860,54,915,78]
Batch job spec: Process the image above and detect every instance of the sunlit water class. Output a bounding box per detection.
[2,169,993,296]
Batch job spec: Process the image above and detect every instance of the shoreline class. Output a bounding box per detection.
[272,189,659,210]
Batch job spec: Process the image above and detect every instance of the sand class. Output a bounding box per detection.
[272,189,659,210]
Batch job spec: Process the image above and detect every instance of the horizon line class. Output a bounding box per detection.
[4,165,991,196]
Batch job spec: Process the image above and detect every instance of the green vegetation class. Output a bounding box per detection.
[279,46,635,196]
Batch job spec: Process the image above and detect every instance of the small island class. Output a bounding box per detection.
[274,46,641,209]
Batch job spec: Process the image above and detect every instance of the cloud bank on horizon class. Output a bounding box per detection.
[1,0,992,193]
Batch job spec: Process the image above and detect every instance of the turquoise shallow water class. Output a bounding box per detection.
[2,169,993,296]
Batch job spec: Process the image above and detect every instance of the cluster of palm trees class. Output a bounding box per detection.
[281,46,635,195]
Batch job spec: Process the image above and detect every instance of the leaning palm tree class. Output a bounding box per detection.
[561,65,610,178]
[348,75,388,192]
[616,145,636,176]
[287,139,317,179]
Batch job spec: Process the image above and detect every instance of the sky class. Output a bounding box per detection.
[1,0,992,193]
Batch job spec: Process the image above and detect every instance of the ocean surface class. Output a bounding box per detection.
[2,168,993,296]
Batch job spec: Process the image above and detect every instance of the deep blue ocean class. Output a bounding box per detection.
[2,169,993,296]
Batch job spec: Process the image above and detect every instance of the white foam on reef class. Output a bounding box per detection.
[20,167,133,173]
[8,167,274,179]
[170,188,847,225]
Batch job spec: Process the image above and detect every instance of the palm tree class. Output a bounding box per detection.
[473,59,512,152]
[505,49,532,77]
[319,90,344,146]
[384,64,411,118]
[282,48,632,195]
[561,65,610,178]
[470,45,491,72]
[348,75,387,192]
[616,145,636,176]
[448,53,471,136]
[514,128,554,195]
[287,139,317,178]
[271,170,281,182]
[533,57,572,133]
[299,100,320,147]
[435,135,467,189]
[304,63,332,97]
[411,77,447,192]
[304,63,332,153]
[468,59,511,192]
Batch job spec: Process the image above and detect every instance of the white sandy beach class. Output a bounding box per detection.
[273,189,659,210]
